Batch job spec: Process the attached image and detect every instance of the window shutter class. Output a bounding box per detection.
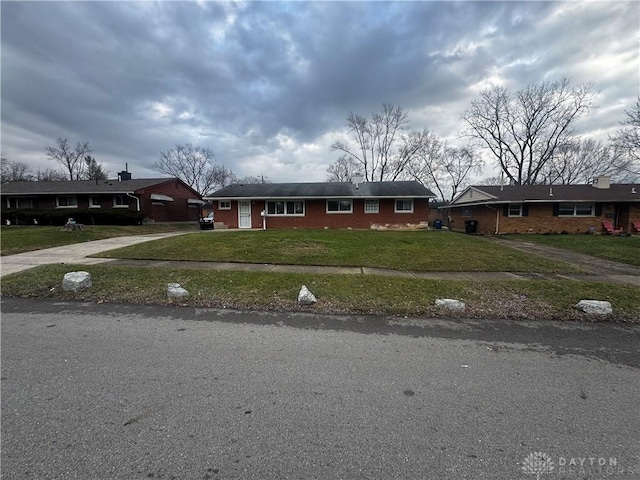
[522,204,529,217]
[595,203,602,216]
[503,205,509,217]
[552,203,559,216]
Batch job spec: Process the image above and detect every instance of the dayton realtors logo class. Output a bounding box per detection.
[522,452,635,478]
[522,452,555,479]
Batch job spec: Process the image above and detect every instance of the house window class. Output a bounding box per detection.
[266,200,304,216]
[56,196,78,208]
[461,208,472,218]
[219,200,231,210]
[89,196,101,208]
[113,195,128,208]
[14,198,34,209]
[327,200,352,213]
[508,204,523,217]
[364,199,379,214]
[558,203,594,217]
[395,199,413,213]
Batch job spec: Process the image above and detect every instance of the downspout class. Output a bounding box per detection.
[484,205,499,235]
[126,193,140,211]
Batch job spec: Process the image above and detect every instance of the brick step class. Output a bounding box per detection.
[214,222,228,229]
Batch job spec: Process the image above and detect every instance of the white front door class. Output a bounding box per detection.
[238,201,252,229]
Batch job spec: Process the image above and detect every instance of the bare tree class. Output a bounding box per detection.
[462,79,597,185]
[330,104,429,182]
[213,165,240,189]
[45,138,93,181]
[235,175,271,184]
[407,136,483,201]
[82,155,108,181]
[326,156,360,182]
[474,175,503,186]
[36,168,68,182]
[1,157,35,183]
[154,143,233,195]
[610,97,640,162]
[541,139,639,184]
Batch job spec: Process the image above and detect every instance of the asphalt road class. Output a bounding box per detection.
[2,298,639,480]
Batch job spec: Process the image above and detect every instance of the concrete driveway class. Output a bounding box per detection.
[0,232,188,277]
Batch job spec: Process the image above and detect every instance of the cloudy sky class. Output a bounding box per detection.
[2,1,638,184]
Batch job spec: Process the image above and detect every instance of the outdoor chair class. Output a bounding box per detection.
[602,219,623,235]
[632,221,640,234]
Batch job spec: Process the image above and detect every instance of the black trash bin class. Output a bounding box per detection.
[433,219,442,230]
[464,220,478,234]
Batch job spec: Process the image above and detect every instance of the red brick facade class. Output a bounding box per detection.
[450,203,640,235]
[1,178,202,223]
[136,180,201,222]
[212,198,430,229]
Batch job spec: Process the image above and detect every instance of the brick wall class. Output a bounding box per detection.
[212,198,430,229]
[7,194,134,211]
[450,202,640,234]
[136,180,201,222]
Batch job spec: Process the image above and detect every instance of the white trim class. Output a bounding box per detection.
[394,199,414,213]
[188,198,205,204]
[150,193,174,202]
[364,199,379,214]
[265,200,305,216]
[508,204,523,217]
[557,203,595,217]
[326,199,353,214]
[56,196,78,208]
[238,201,252,228]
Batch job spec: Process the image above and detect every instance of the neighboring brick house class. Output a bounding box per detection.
[447,177,640,235]
[206,179,435,229]
[1,172,204,224]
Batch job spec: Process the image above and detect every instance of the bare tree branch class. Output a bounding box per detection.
[1,157,35,183]
[462,79,597,184]
[326,155,360,182]
[154,143,233,195]
[610,97,640,163]
[329,104,429,182]
[45,138,92,181]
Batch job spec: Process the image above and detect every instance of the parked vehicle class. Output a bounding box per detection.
[199,212,214,230]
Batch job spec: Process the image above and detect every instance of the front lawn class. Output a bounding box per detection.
[506,234,640,267]
[94,229,585,273]
[0,224,198,256]
[3,264,639,321]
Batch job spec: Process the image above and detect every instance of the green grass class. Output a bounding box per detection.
[0,224,198,256]
[506,234,640,267]
[94,230,584,273]
[3,264,639,321]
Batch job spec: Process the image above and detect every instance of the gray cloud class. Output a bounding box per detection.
[2,1,638,182]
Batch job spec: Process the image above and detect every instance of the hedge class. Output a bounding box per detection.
[0,208,145,226]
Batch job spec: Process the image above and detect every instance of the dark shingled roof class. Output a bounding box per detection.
[208,181,435,199]
[452,183,640,205]
[1,178,189,195]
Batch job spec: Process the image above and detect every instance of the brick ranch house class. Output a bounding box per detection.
[446,176,640,235]
[205,179,435,229]
[1,171,204,224]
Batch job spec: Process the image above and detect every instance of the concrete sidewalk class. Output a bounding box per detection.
[1,232,639,285]
[0,232,187,278]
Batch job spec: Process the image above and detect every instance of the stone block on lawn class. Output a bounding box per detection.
[62,271,92,292]
[574,300,612,315]
[167,283,189,299]
[297,285,317,305]
[435,298,466,310]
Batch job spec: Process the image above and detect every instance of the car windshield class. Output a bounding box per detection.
[207,213,214,219]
